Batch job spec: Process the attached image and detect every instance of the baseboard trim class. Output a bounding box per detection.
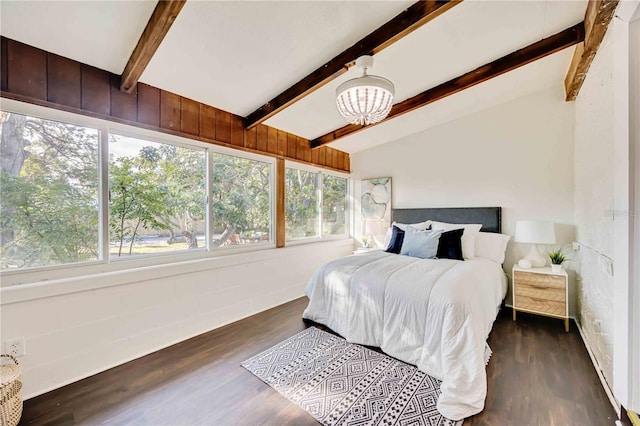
[575,320,621,418]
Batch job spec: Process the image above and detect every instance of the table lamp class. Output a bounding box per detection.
[514,220,556,268]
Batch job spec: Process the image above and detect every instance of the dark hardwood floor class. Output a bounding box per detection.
[20,297,616,425]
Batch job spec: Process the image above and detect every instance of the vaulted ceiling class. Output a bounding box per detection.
[1,1,594,154]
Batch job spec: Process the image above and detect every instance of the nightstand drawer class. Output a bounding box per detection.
[515,294,566,317]
[513,271,565,290]
[515,283,566,304]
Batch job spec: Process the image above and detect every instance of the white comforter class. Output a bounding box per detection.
[302,250,507,421]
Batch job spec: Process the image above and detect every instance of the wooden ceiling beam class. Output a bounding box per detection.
[311,22,585,149]
[564,0,619,101]
[120,0,186,93]
[244,0,462,129]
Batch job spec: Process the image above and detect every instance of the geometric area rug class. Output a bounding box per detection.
[242,327,461,426]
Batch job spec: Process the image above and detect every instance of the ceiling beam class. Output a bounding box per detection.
[120,0,186,93]
[244,0,462,129]
[564,0,619,101]
[311,22,585,149]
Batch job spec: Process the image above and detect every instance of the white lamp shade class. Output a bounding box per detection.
[514,220,556,244]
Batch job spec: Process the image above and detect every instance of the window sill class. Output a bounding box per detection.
[1,238,354,305]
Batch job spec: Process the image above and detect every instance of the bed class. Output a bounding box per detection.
[302,207,507,421]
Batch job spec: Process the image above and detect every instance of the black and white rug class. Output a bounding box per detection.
[242,327,460,426]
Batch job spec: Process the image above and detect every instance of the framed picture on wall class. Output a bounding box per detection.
[361,177,391,247]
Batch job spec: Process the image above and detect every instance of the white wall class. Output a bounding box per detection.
[0,240,352,398]
[574,26,615,389]
[351,87,576,313]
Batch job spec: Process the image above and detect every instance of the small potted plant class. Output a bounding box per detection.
[548,247,568,273]
[361,237,370,248]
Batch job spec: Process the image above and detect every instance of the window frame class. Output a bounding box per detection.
[106,130,211,261]
[284,160,350,245]
[0,99,281,284]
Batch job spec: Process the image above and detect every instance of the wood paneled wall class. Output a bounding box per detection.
[0,37,350,172]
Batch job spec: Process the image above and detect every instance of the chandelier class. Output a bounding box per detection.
[335,55,395,126]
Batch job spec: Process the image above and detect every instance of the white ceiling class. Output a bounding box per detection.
[0,0,587,154]
[0,1,157,74]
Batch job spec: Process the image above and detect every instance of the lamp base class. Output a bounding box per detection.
[525,244,547,268]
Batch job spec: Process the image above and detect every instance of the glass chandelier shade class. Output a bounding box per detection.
[335,55,395,126]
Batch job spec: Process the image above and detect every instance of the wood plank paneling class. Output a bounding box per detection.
[318,147,326,165]
[267,127,278,154]
[245,127,257,150]
[180,97,199,136]
[277,130,288,156]
[48,54,81,108]
[311,147,319,164]
[0,36,350,173]
[110,74,137,122]
[230,115,244,147]
[7,39,47,100]
[137,83,160,128]
[199,104,216,140]
[256,124,268,152]
[81,64,110,115]
[215,109,231,144]
[160,90,180,130]
[337,152,346,171]
[276,158,285,248]
[296,137,306,161]
[302,137,311,162]
[287,136,297,160]
[1,38,7,92]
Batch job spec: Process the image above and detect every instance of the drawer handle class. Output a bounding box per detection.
[529,284,550,290]
[529,296,548,302]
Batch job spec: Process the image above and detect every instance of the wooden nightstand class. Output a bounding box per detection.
[512,266,569,332]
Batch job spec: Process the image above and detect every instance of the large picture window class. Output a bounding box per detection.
[108,134,207,257]
[0,112,99,269]
[212,152,272,247]
[0,104,346,277]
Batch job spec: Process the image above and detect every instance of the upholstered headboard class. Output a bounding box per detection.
[391,207,502,233]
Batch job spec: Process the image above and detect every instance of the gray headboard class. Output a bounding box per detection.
[392,207,502,233]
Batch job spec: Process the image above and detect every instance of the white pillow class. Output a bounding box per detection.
[382,220,432,249]
[430,221,482,259]
[474,232,511,264]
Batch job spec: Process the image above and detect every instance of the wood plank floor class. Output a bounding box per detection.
[20,297,616,425]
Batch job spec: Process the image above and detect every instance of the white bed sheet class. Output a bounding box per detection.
[302,251,507,421]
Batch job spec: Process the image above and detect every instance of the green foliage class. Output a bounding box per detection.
[548,247,568,265]
[212,153,270,237]
[0,112,99,269]
[285,168,319,238]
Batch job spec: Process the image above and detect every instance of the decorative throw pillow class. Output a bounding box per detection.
[385,225,405,254]
[430,221,482,259]
[400,227,443,259]
[382,220,432,248]
[474,232,511,264]
[436,228,464,260]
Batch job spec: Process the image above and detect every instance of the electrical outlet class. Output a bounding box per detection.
[572,242,580,251]
[4,338,26,357]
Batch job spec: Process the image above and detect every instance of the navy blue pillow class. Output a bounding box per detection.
[385,225,405,254]
[436,228,464,261]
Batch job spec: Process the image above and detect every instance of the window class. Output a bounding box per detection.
[322,174,348,236]
[0,103,346,276]
[212,152,273,247]
[285,168,320,239]
[0,112,99,269]
[108,134,207,257]
[285,164,349,240]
